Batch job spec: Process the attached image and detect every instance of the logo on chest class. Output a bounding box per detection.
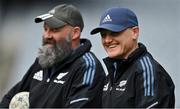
[103,82,109,91]
[116,80,127,91]
[33,70,43,81]
[53,72,68,84]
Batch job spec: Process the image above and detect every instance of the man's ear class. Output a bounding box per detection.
[72,27,81,40]
[131,26,139,40]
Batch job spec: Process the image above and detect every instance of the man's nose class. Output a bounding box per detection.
[44,34,53,39]
[103,35,113,43]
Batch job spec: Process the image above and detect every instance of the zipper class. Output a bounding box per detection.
[109,62,117,106]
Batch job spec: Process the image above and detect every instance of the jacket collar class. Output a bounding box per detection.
[45,38,92,75]
[103,43,147,80]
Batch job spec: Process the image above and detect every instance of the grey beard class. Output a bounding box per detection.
[38,37,72,68]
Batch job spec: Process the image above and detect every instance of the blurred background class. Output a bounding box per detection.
[0,0,179,107]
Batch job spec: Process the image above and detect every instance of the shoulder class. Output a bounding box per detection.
[28,58,42,72]
[81,52,103,67]
[135,53,174,88]
[80,51,105,75]
[73,52,105,85]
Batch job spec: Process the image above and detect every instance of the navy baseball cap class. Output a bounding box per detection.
[90,7,138,34]
[35,4,84,31]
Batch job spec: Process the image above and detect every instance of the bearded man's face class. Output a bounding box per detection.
[38,34,72,68]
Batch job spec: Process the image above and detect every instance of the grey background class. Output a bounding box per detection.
[0,0,179,107]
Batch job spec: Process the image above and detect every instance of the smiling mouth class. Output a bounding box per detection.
[107,44,117,48]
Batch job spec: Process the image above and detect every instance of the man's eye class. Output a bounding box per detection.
[110,32,119,37]
[44,27,47,31]
[100,33,106,38]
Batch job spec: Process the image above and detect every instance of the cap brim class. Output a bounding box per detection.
[90,24,128,35]
[34,13,66,28]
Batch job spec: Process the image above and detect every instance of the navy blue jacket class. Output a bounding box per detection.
[102,43,175,108]
[0,39,106,108]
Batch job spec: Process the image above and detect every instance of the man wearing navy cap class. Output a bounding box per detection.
[0,4,106,108]
[91,7,175,108]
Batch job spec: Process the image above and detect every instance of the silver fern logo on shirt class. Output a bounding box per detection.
[116,80,127,91]
[103,82,109,91]
[53,72,68,84]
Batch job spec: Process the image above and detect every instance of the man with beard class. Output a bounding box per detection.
[0,4,106,108]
